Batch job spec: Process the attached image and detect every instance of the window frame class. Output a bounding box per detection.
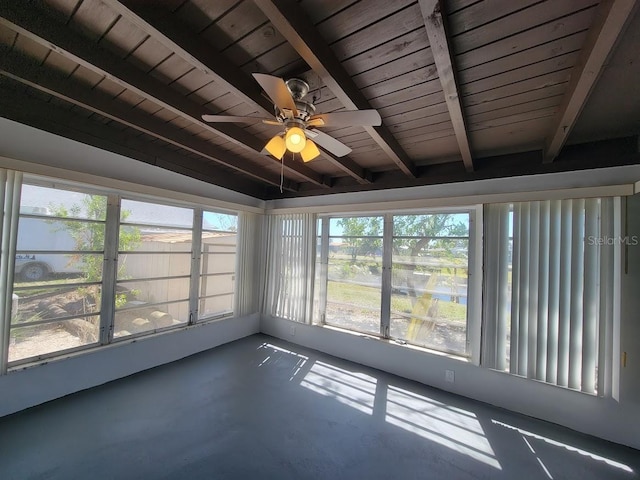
[4,176,242,368]
[316,206,482,361]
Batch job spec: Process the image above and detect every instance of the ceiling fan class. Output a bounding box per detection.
[201,73,381,162]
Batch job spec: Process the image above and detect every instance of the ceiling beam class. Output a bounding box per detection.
[543,0,637,163]
[0,86,268,197]
[0,50,298,192]
[0,0,329,188]
[100,0,371,185]
[418,0,474,172]
[254,0,417,178]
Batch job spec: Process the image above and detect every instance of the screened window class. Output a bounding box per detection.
[9,185,106,363]
[324,216,383,336]
[199,211,237,320]
[113,199,193,338]
[391,214,470,355]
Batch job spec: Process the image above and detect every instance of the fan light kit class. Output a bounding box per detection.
[202,74,382,163]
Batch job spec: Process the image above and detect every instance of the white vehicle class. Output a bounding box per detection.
[15,209,82,281]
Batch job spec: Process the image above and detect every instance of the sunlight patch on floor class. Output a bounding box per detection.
[492,420,633,473]
[301,361,377,415]
[385,386,502,470]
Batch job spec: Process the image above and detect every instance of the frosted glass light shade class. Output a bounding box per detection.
[300,139,320,162]
[265,135,286,159]
[285,127,306,153]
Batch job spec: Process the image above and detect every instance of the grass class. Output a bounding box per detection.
[327,280,466,323]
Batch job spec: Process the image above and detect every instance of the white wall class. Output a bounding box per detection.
[0,314,260,418]
[261,315,640,450]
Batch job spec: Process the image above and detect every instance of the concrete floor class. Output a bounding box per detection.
[0,334,638,480]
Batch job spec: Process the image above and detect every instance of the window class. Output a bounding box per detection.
[9,185,106,363]
[483,199,618,394]
[113,199,194,338]
[199,211,237,320]
[391,213,470,355]
[314,211,475,356]
[324,216,383,336]
[0,171,247,370]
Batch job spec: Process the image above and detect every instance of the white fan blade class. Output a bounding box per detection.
[201,115,273,124]
[309,110,381,127]
[307,129,352,157]
[252,73,298,116]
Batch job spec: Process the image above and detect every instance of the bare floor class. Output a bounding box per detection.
[0,334,638,480]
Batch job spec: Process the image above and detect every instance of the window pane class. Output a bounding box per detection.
[17,218,105,252]
[118,252,192,279]
[199,211,237,321]
[391,232,469,355]
[325,216,383,335]
[116,277,190,309]
[11,185,106,362]
[115,199,193,337]
[120,199,193,228]
[9,316,99,363]
[13,284,102,324]
[15,253,103,282]
[114,302,188,338]
[21,185,107,221]
[203,211,237,232]
[394,214,469,237]
[199,294,233,319]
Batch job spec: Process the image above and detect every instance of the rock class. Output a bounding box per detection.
[148,311,173,328]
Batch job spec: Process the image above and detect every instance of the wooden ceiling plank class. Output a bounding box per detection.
[457,8,596,71]
[419,0,474,172]
[325,4,424,61]
[0,0,328,187]
[464,70,571,107]
[254,0,417,178]
[102,0,274,116]
[544,0,638,162]
[465,83,567,116]
[341,28,429,77]
[462,51,580,97]
[0,50,296,191]
[459,32,588,86]
[454,0,598,55]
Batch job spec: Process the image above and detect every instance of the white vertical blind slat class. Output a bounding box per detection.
[536,201,550,381]
[557,199,573,387]
[582,199,599,393]
[509,203,521,375]
[546,200,561,384]
[527,202,540,379]
[517,203,530,376]
[496,204,510,371]
[568,199,585,390]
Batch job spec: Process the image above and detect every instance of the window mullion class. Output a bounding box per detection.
[100,194,120,345]
[380,214,393,338]
[190,209,203,325]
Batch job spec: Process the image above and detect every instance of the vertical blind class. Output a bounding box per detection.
[483,198,617,394]
[234,212,261,316]
[263,213,316,323]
